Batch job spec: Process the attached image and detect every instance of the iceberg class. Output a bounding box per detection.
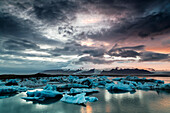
[68,88,99,95]
[60,93,98,105]
[55,84,89,89]
[137,83,155,90]
[21,97,44,101]
[0,86,18,94]
[5,79,18,86]
[106,83,135,93]
[19,79,44,87]
[44,84,58,91]
[77,78,94,87]
[85,96,98,102]
[22,90,63,101]
[155,83,170,90]
[28,90,62,98]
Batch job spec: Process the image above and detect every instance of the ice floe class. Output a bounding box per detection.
[60,93,98,105]
[21,90,63,101]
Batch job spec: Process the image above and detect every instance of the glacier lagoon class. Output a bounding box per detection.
[0,77,170,113]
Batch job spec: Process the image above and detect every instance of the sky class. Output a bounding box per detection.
[0,0,170,73]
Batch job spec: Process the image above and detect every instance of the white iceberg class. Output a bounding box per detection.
[85,96,98,102]
[61,93,98,104]
[21,90,63,101]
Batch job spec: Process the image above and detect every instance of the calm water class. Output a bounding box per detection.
[0,77,170,113]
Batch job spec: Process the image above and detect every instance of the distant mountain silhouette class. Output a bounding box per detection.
[41,68,152,75]
[101,68,152,75]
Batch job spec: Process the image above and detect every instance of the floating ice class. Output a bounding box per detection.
[0,86,18,94]
[106,83,135,93]
[85,96,98,102]
[5,79,18,86]
[68,88,99,94]
[60,93,98,104]
[21,90,63,101]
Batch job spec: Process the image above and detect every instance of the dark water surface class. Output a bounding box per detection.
[0,77,170,113]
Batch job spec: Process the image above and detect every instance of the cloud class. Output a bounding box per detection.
[82,49,105,57]
[108,45,144,58]
[77,56,113,64]
[2,39,39,51]
[0,0,170,72]
[140,52,170,61]
[33,0,78,24]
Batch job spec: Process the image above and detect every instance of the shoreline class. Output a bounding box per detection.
[0,73,170,79]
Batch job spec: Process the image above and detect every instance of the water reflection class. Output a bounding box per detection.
[0,77,169,113]
[81,103,92,113]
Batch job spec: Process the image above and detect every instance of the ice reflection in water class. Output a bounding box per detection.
[0,77,169,113]
[81,103,92,113]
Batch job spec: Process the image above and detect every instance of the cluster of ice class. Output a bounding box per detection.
[0,86,30,99]
[60,93,98,105]
[106,83,136,93]
[111,76,169,91]
[44,84,89,91]
[1,75,169,106]
[21,90,63,101]
[5,79,18,86]
[19,79,45,87]
[0,86,18,94]
[68,88,99,94]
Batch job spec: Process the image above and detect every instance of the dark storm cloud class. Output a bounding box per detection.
[0,0,170,72]
[108,45,170,61]
[2,39,39,51]
[33,0,78,24]
[51,41,106,57]
[85,0,170,42]
[140,52,170,61]
[0,12,61,45]
[77,56,113,64]
[108,45,144,58]
[82,49,105,57]
[130,12,170,38]
[88,12,170,42]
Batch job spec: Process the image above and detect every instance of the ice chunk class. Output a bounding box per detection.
[21,97,45,101]
[0,86,18,94]
[61,93,87,104]
[137,83,155,90]
[44,84,58,91]
[154,80,164,84]
[22,90,63,101]
[85,96,98,102]
[61,93,98,104]
[106,83,135,93]
[5,79,18,86]
[56,84,89,89]
[19,79,44,87]
[155,83,170,90]
[26,90,63,99]
[77,78,94,87]
[68,88,99,94]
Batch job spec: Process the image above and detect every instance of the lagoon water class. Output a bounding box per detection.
[0,77,170,113]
